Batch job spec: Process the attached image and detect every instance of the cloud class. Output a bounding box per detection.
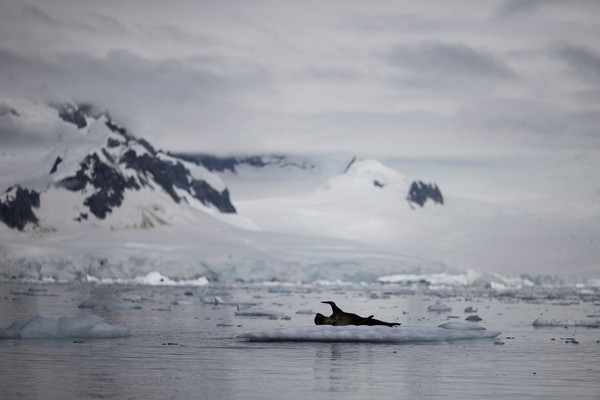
[384,41,514,80]
[494,0,556,19]
[553,44,600,84]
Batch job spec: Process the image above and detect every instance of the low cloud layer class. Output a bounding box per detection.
[0,0,599,156]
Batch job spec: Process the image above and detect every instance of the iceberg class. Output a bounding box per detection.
[533,317,600,328]
[427,302,452,312]
[234,306,287,319]
[239,325,501,343]
[79,300,141,310]
[438,321,486,330]
[0,315,131,339]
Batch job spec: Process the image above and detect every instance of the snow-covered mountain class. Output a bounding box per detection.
[1,99,597,286]
[0,99,454,283]
[0,100,240,233]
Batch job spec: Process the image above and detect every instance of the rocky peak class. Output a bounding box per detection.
[0,186,41,230]
[407,181,444,207]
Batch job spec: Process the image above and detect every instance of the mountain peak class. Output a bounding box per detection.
[0,101,236,232]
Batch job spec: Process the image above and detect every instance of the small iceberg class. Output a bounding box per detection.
[295,309,315,315]
[79,300,141,310]
[234,306,287,319]
[464,306,478,313]
[533,317,600,328]
[0,315,131,339]
[438,321,486,331]
[239,325,500,343]
[427,302,452,312]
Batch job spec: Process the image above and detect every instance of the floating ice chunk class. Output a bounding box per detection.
[171,300,193,305]
[133,271,208,286]
[533,317,600,328]
[79,300,141,310]
[464,306,478,313]
[438,322,486,330]
[427,302,452,312]
[239,325,501,343]
[201,295,225,304]
[235,306,286,319]
[0,315,131,339]
[465,315,483,322]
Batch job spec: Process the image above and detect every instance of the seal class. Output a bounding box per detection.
[314,301,400,327]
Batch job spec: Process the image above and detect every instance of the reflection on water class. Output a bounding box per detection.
[1,282,599,400]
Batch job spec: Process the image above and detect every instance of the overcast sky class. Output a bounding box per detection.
[1,0,600,156]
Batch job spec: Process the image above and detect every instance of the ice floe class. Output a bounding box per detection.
[438,321,486,330]
[0,315,131,339]
[427,302,452,312]
[532,317,600,328]
[239,325,500,342]
[79,300,141,310]
[234,306,287,319]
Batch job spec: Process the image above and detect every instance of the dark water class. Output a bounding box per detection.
[1,282,599,400]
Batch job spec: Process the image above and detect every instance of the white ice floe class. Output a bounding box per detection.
[234,306,286,319]
[239,325,500,342]
[427,302,452,312]
[79,300,141,310]
[133,272,209,286]
[532,317,600,328]
[438,321,486,330]
[0,315,131,339]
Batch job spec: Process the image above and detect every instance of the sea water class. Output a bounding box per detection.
[1,281,599,400]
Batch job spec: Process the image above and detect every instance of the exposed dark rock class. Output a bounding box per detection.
[138,138,157,155]
[344,156,357,173]
[84,155,140,219]
[172,153,293,173]
[50,156,63,174]
[0,186,40,230]
[56,104,87,129]
[105,119,130,140]
[176,154,239,172]
[120,150,187,203]
[190,180,236,213]
[373,180,385,188]
[407,181,444,207]
[121,150,236,213]
[74,213,88,222]
[56,162,89,191]
[106,137,121,148]
[57,153,139,219]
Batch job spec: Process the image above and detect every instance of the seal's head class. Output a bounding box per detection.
[314,313,329,325]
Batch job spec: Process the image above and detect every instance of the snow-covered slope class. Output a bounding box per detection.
[0,99,244,232]
[1,99,598,285]
[0,99,450,283]
[219,156,447,250]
